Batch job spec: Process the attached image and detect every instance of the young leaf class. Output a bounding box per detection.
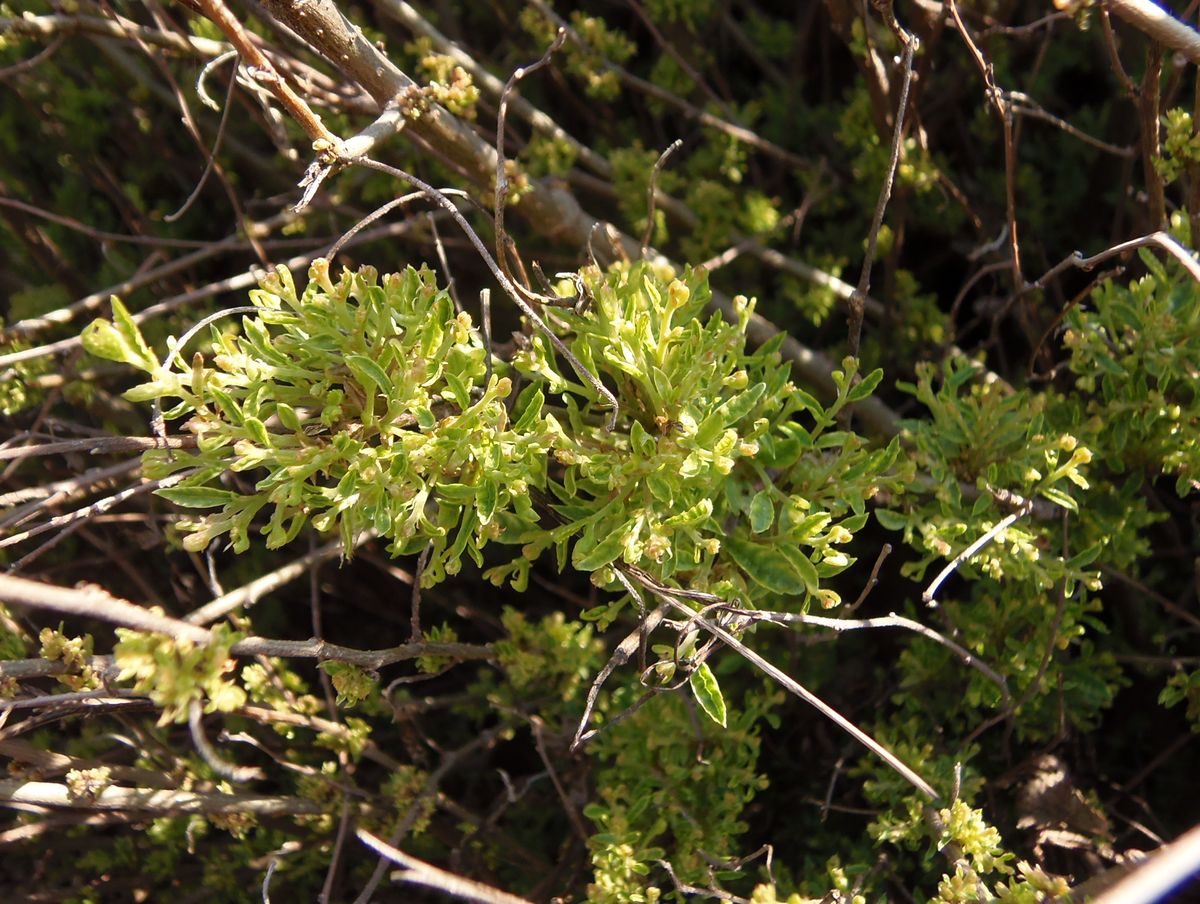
[725,535,808,596]
[689,662,727,727]
[82,298,157,372]
[345,354,393,398]
[156,486,241,508]
[846,368,884,402]
[748,489,775,533]
[573,527,627,572]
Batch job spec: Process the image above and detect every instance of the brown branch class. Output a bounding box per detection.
[849,17,918,357]
[947,0,1023,287]
[0,573,213,644]
[0,435,196,462]
[0,779,324,816]
[1138,44,1166,229]
[188,0,337,147]
[356,828,535,904]
[0,575,495,669]
[1106,0,1200,63]
[0,13,226,56]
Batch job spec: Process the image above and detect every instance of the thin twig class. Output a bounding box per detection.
[188,698,265,783]
[164,52,239,223]
[356,828,535,904]
[192,0,338,146]
[849,26,917,356]
[728,608,1011,708]
[922,503,1033,607]
[619,567,940,801]
[0,435,195,462]
[667,595,939,800]
[642,139,683,257]
[353,730,505,903]
[947,0,1023,287]
[1004,90,1134,157]
[1089,820,1200,904]
[571,604,667,750]
[0,32,65,79]
[494,29,567,295]
[1029,230,1200,290]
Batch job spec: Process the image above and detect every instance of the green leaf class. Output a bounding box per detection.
[477,480,498,525]
[156,486,241,508]
[725,535,807,596]
[415,406,437,430]
[875,508,908,531]
[573,527,627,572]
[777,544,820,595]
[82,298,157,372]
[846,367,884,402]
[275,402,301,432]
[1040,486,1078,512]
[661,497,713,528]
[718,381,767,424]
[444,371,472,409]
[748,490,775,533]
[513,388,545,431]
[689,662,727,727]
[244,416,271,447]
[345,354,393,398]
[1067,543,1102,569]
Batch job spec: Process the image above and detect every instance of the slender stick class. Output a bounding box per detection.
[356,828,535,904]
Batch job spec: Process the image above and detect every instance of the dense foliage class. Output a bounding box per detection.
[1,0,1198,901]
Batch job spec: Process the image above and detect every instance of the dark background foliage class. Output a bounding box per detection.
[1,0,1199,901]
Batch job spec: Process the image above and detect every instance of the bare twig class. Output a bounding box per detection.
[571,604,667,750]
[0,779,323,816]
[922,502,1033,607]
[188,698,265,783]
[356,828,535,904]
[353,730,504,903]
[617,567,940,801]
[642,139,684,257]
[1003,90,1135,158]
[0,435,195,462]
[1089,820,1200,904]
[0,31,65,79]
[0,13,226,56]
[164,52,240,222]
[847,543,892,613]
[191,0,338,147]
[947,0,1022,287]
[1138,43,1166,229]
[0,573,494,668]
[670,596,938,800]
[728,608,1011,708]
[0,573,211,643]
[1106,0,1200,64]
[0,196,216,249]
[849,22,918,357]
[494,29,567,296]
[1029,230,1200,290]
[186,536,351,625]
